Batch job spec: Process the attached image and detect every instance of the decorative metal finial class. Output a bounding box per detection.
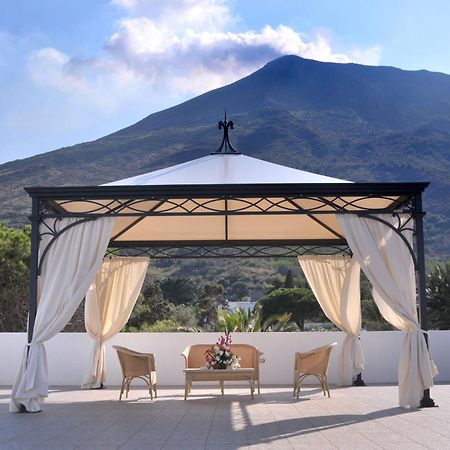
[212,110,240,154]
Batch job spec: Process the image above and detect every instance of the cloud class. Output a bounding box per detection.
[25,0,382,108]
[26,46,153,114]
[0,0,384,162]
[110,0,235,31]
[28,47,80,91]
[350,45,382,66]
[2,0,384,161]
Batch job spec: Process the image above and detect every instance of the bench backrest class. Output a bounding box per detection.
[183,344,212,369]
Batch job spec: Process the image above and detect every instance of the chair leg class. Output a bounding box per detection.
[297,374,307,399]
[119,377,126,401]
[294,369,304,398]
[257,380,260,395]
[293,370,298,397]
[324,375,331,398]
[149,372,157,399]
[184,379,190,400]
[126,378,131,399]
[319,375,326,396]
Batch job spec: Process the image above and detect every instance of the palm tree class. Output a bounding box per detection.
[218,307,251,332]
[427,261,450,329]
[218,305,299,332]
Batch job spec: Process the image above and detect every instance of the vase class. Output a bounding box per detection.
[214,362,228,369]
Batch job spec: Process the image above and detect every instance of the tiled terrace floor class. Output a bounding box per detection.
[0,384,449,450]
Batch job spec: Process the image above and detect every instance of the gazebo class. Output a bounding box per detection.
[10,117,437,412]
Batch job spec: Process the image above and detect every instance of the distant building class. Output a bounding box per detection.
[248,288,263,302]
[220,288,263,313]
[227,301,254,313]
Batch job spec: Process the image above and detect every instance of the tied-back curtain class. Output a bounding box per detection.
[298,256,364,386]
[10,217,116,413]
[338,214,437,408]
[82,256,150,389]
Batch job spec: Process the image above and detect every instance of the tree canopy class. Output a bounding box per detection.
[427,261,450,329]
[258,287,324,331]
[0,223,30,332]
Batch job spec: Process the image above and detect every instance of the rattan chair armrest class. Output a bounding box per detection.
[147,353,156,372]
[181,346,191,367]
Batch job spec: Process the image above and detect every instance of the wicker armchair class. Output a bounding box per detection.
[113,345,157,400]
[293,342,337,399]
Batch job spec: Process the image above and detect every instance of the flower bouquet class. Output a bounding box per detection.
[205,332,240,369]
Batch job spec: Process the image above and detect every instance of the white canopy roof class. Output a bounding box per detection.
[104,154,351,186]
[49,153,405,244]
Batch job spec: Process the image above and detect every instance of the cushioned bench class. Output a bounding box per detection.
[181,343,263,397]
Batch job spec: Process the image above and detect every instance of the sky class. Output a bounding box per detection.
[1,0,450,164]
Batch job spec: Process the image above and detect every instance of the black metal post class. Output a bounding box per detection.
[415,193,436,408]
[351,335,366,386]
[353,372,366,386]
[27,196,40,345]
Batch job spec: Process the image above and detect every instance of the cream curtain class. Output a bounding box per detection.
[298,256,364,386]
[10,217,115,412]
[82,256,150,389]
[338,214,437,408]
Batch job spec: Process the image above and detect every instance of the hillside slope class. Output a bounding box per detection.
[1,55,449,258]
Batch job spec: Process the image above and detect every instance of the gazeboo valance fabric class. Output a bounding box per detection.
[15,138,437,411]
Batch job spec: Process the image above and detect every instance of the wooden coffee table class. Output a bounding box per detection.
[183,368,255,400]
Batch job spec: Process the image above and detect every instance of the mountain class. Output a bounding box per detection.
[1,55,449,258]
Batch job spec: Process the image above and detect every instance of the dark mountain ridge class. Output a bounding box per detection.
[115,56,450,135]
[1,55,449,258]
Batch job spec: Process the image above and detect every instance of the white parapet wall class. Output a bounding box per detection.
[0,331,449,387]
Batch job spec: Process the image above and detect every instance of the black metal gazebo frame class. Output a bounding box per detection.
[23,119,435,407]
